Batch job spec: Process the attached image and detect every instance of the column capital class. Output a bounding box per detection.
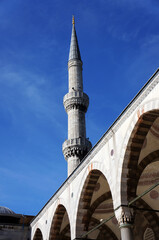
[116,206,134,227]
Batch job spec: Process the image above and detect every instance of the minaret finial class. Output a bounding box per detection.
[69,15,81,61]
[72,15,75,26]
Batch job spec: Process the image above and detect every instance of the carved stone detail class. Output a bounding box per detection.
[117,207,134,226]
[68,59,82,68]
[63,92,89,113]
[63,138,92,161]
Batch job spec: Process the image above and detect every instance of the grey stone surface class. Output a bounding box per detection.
[69,24,81,61]
[63,22,91,176]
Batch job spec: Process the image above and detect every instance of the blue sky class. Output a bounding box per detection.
[0,0,159,215]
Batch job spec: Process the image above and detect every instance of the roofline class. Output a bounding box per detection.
[93,68,159,147]
[31,68,159,225]
[0,213,34,217]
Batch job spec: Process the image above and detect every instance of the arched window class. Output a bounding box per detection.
[143,227,155,240]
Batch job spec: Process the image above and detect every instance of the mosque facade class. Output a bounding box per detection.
[31,18,159,240]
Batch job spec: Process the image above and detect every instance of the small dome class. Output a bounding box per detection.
[0,206,15,215]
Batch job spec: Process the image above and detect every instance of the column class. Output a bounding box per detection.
[117,207,134,240]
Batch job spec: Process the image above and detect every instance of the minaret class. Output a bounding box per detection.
[62,17,92,176]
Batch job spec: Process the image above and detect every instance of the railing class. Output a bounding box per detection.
[62,137,91,150]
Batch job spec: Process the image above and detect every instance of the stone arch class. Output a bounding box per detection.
[49,204,71,240]
[120,99,159,166]
[120,106,159,203]
[73,162,113,237]
[74,162,112,221]
[33,228,43,240]
[75,168,119,239]
[119,104,159,238]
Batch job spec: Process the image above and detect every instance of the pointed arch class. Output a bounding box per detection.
[73,162,112,224]
[33,228,43,240]
[75,169,119,239]
[49,204,71,240]
[120,106,159,238]
[121,109,159,202]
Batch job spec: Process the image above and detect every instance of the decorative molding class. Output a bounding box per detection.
[117,207,134,226]
[63,92,89,113]
[68,59,82,68]
[63,137,92,161]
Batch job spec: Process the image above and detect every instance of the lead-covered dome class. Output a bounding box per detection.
[0,206,15,215]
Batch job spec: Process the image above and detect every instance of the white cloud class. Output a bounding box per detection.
[0,64,67,141]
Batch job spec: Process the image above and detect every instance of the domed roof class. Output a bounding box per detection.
[0,206,15,215]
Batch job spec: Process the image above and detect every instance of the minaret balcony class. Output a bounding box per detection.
[62,137,92,161]
[63,91,89,112]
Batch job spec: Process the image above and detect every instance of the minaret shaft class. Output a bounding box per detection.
[68,110,86,139]
[62,18,92,176]
[68,60,85,140]
[68,61,83,92]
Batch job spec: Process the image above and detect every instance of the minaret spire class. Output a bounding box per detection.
[62,17,92,176]
[69,16,81,61]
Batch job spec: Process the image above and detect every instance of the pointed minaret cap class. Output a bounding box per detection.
[69,16,81,61]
